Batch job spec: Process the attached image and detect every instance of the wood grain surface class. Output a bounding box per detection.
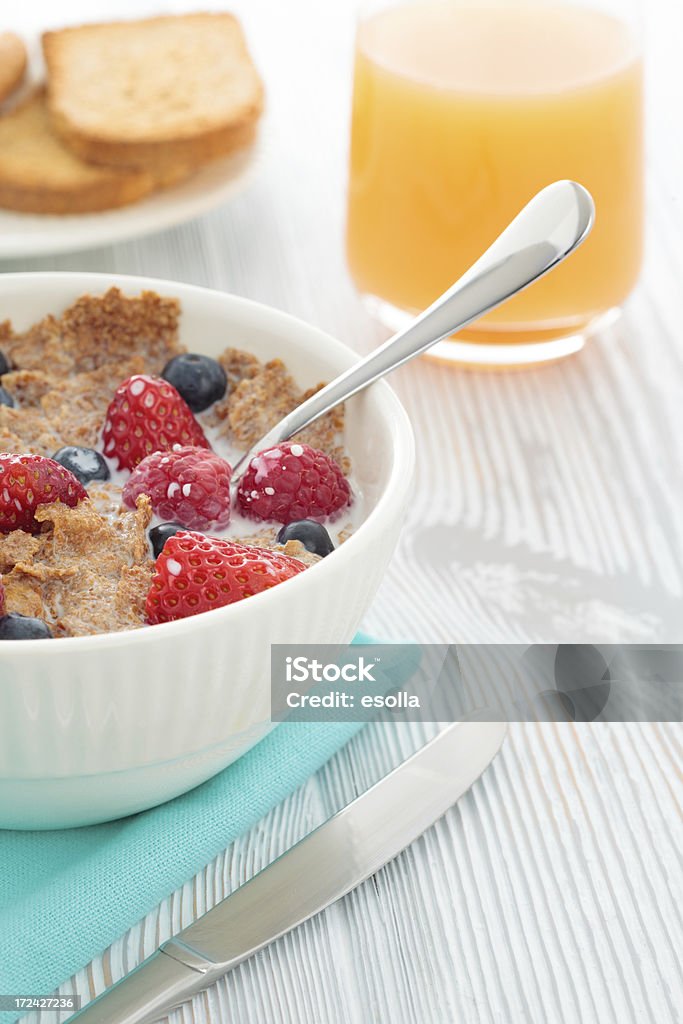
[6,1,682,1022]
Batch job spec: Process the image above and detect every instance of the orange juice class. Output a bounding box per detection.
[346,2,643,346]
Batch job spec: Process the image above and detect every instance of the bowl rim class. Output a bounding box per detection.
[0,271,415,653]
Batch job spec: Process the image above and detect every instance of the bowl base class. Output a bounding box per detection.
[0,721,273,829]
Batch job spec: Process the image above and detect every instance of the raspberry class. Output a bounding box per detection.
[236,442,351,524]
[145,531,306,624]
[0,453,87,534]
[102,374,210,471]
[123,446,232,530]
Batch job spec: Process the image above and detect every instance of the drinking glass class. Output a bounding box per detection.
[346,0,643,366]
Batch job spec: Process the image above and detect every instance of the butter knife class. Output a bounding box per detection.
[68,721,507,1024]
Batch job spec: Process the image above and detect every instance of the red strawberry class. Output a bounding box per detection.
[145,531,306,624]
[102,374,210,471]
[122,446,232,530]
[0,453,87,534]
[236,442,351,524]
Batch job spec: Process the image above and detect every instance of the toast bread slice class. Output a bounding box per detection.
[43,13,263,169]
[0,91,191,214]
[0,32,27,104]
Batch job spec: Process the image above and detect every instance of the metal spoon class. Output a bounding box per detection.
[230,179,594,494]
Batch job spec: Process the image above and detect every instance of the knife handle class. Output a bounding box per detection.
[66,948,208,1024]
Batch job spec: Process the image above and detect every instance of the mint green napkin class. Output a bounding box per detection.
[0,633,376,1024]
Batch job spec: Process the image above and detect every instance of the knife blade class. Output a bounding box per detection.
[67,720,507,1024]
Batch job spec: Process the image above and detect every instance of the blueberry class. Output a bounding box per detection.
[149,522,183,559]
[0,386,14,408]
[52,446,110,486]
[162,353,227,412]
[0,350,9,377]
[0,613,53,639]
[277,520,335,557]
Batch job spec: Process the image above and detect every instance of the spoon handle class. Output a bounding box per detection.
[233,180,594,474]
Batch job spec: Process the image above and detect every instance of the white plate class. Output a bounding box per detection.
[0,139,260,260]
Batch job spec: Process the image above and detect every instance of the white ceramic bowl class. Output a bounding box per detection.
[0,273,414,829]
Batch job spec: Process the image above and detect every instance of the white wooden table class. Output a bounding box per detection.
[9,1,683,1021]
